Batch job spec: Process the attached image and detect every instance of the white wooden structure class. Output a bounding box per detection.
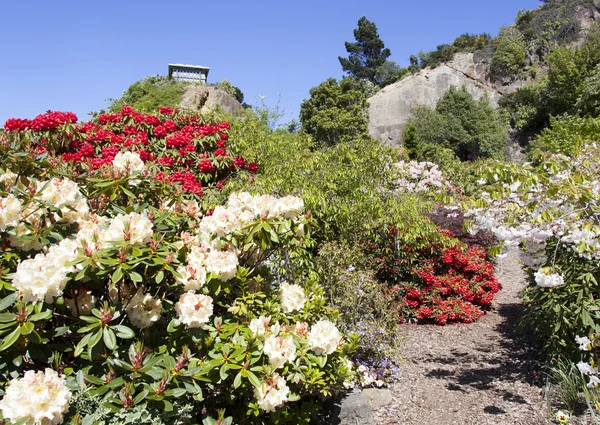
[168,64,210,83]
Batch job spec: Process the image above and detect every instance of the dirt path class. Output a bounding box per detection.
[373,248,548,425]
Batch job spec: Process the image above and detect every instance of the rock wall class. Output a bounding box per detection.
[180,85,242,115]
[367,53,504,146]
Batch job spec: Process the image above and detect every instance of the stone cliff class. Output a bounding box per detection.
[367,53,512,145]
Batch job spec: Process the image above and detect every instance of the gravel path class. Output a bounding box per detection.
[373,248,548,425]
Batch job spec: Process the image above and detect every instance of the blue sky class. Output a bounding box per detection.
[0,0,540,126]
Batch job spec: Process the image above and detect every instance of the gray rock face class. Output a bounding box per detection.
[367,53,503,146]
[180,85,242,115]
[330,393,375,425]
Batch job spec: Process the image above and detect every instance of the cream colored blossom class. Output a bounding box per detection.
[263,335,296,369]
[280,282,306,313]
[308,320,341,355]
[103,212,153,246]
[249,316,280,340]
[204,250,238,281]
[253,373,289,412]
[0,194,21,231]
[0,368,71,425]
[175,292,213,328]
[175,264,206,292]
[125,288,162,329]
[112,151,145,184]
[13,254,69,303]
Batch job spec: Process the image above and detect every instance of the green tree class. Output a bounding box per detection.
[299,77,370,147]
[576,64,600,117]
[338,16,392,84]
[489,27,528,81]
[404,86,509,161]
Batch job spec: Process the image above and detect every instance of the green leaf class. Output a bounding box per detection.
[113,325,135,339]
[155,270,164,284]
[133,389,149,405]
[0,292,18,311]
[75,333,92,357]
[233,371,243,389]
[246,370,261,389]
[112,267,123,283]
[88,328,103,349]
[29,310,52,322]
[20,322,34,335]
[128,271,143,282]
[103,327,117,351]
[0,326,21,351]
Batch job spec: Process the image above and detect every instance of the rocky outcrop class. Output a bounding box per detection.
[180,85,242,115]
[368,53,507,146]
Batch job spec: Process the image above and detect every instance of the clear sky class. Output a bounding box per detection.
[0,0,541,126]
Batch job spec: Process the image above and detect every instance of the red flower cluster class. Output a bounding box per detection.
[3,106,259,195]
[4,111,77,132]
[366,227,500,325]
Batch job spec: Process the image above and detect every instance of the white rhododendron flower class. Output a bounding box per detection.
[0,171,18,189]
[204,250,238,281]
[534,269,565,288]
[308,320,341,355]
[0,194,21,231]
[280,282,307,313]
[576,335,592,351]
[588,375,600,388]
[263,335,296,369]
[37,178,89,223]
[577,361,598,375]
[12,253,70,303]
[253,373,290,412]
[0,368,71,425]
[175,292,214,327]
[294,322,309,337]
[249,316,280,339]
[126,288,162,329]
[175,264,207,291]
[104,212,153,246]
[112,151,145,184]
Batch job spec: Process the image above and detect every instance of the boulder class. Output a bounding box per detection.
[180,85,242,115]
[330,392,376,425]
[361,388,394,409]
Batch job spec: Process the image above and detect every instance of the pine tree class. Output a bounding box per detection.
[338,17,392,84]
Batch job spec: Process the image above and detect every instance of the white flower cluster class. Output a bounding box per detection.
[125,288,162,329]
[264,335,297,369]
[308,320,341,356]
[177,245,238,287]
[576,336,600,388]
[534,269,565,288]
[12,238,80,303]
[175,292,214,328]
[0,177,89,251]
[103,212,153,246]
[253,373,290,412]
[249,315,281,340]
[0,368,71,425]
[112,151,145,184]
[394,161,449,193]
[279,282,307,313]
[0,194,21,231]
[198,192,304,242]
[576,335,592,351]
